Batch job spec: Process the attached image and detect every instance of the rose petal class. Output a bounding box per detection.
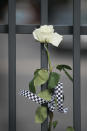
[49,33,63,47]
[40,25,54,33]
[33,29,39,41]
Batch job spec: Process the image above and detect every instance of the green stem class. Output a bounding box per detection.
[44,44,54,130]
[63,68,73,82]
[44,44,53,72]
[48,111,53,131]
[48,120,52,131]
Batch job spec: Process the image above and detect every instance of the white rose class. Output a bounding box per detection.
[49,33,63,47]
[40,25,54,33]
[33,25,63,47]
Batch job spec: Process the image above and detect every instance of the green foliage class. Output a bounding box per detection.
[38,89,51,101]
[34,69,40,76]
[66,127,75,131]
[54,98,57,105]
[29,79,36,93]
[35,106,47,123]
[56,64,72,71]
[63,68,73,82]
[56,64,73,82]
[53,120,58,129]
[48,72,60,89]
[34,69,49,87]
[29,69,49,93]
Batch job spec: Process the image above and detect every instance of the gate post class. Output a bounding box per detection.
[41,0,48,131]
[73,0,81,130]
[8,0,16,131]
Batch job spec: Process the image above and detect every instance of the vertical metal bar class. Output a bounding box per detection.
[73,0,81,130]
[8,0,16,131]
[41,0,48,25]
[41,0,48,131]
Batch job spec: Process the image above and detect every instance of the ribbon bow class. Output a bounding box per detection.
[20,82,68,113]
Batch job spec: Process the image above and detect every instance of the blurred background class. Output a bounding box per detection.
[0,0,87,131]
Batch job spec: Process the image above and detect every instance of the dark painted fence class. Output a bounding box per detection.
[0,0,82,131]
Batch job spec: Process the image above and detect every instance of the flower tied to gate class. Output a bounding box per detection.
[20,82,68,114]
[33,25,63,47]
[19,25,73,131]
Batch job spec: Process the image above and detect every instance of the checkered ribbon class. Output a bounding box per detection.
[20,82,68,113]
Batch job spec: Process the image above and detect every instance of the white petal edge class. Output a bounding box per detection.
[49,33,63,47]
[33,29,39,41]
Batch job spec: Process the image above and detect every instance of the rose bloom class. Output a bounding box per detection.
[33,25,63,47]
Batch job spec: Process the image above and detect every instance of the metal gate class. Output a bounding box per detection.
[0,0,85,130]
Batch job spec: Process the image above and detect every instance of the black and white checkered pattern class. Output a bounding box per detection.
[20,82,68,113]
[20,90,48,104]
[48,94,55,112]
[54,82,68,113]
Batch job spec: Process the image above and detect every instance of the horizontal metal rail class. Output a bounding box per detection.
[0,24,87,34]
